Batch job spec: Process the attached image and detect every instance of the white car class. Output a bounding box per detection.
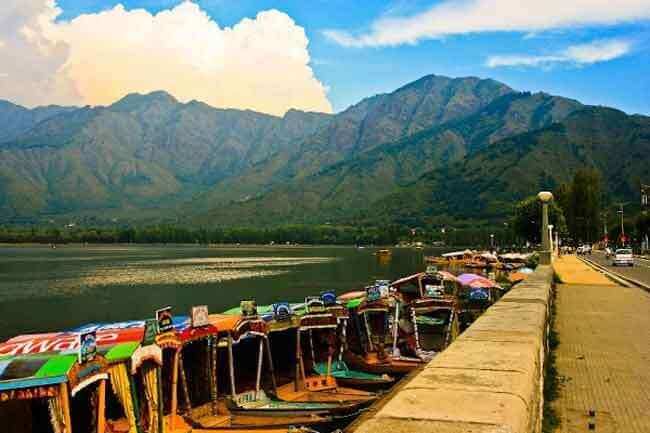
[612,248,634,267]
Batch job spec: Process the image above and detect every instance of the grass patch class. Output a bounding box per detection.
[543,283,560,432]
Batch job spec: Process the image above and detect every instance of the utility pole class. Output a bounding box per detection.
[619,203,625,236]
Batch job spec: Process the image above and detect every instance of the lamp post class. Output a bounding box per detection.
[538,191,554,265]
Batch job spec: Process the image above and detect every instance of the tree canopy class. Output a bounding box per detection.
[511,196,567,244]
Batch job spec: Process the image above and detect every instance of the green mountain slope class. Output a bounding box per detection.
[365,107,650,226]
[0,92,331,220]
[0,100,77,142]
[1,74,647,228]
[194,74,514,206]
[196,91,582,225]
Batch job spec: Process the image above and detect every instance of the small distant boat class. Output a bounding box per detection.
[375,249,391,256]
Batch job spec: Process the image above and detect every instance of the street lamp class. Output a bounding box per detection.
[538,191,553,265]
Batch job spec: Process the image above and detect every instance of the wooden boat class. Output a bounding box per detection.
[282,296,380,405]
[455,274,501,331]
[425,249,473,265]
[340,283,425,376]
[390,271,460,355]
[151,307,332,432]
[236,301,377,410]
[0,323,164,433]
[315,292,394,390]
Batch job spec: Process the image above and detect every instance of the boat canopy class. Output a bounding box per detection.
[456,273,483,286]
[441,250,466,258]
[0,352,76,391]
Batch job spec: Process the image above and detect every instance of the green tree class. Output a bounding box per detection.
[511,196,567,244]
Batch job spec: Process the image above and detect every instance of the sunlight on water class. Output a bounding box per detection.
[0,255,336,300]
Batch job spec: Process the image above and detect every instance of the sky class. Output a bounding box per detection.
[1,0,649,116]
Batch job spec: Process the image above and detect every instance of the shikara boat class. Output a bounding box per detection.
[425,249,473,265]
[150,306,329,432]
[231,301,376,410]
[390,270,460,355]
[311,292,394,390]
[0,322,164,433]
[281,296,380,404]
[456,274,502,331]
[340,283,425,376]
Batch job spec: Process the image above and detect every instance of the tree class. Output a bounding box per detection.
[511,196,567,244]
[553,168,603,243]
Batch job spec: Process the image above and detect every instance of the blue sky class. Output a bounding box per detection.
[6,0,650,115]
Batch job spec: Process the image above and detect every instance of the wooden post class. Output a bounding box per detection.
[391,302,400,356]
[363,313,374,351]
[210,336,218,414]
[97,379,106,433]
[338,318,346,364]
[228,336,236,398]
[170,350,180,427]
[294,330,301,391]
[60,383,72,433]
[308,329,316,369]
[255,338,263,394]
[411,307,421,353]
[444,310,455,349]
[263,336,277,393]
[178,352,192,414]
[156,367,164,433]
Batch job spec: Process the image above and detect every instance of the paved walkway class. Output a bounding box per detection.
[552,256,650,433]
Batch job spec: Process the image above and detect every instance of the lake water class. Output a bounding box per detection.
[0,244,448,340]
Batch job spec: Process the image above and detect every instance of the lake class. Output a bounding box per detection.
[0,244,448,340]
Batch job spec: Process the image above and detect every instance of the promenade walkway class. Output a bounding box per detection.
[552,256,650,433]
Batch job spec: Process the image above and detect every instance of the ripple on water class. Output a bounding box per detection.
[0,256,336,300]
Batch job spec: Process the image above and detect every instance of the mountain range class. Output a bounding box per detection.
[1,74,648,227]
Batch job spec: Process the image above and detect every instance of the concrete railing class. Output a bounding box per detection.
[350,265,553,433]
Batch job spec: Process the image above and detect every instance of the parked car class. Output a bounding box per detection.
[576,244,592,255]
[612,248,634,267]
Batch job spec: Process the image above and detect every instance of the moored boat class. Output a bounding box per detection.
[340,282,425,376]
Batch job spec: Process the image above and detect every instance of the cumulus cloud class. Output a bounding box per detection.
[486,39,632,68]
[324,0,650,47]
[0,0,81,106]
[0,1,332,115]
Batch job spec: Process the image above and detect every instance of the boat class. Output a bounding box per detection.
[340,282,425,375]
[289,295,389,396]
[0,322,165,433]
[374,249,391,256]
[456,273,502,330]
[229,301,378,409]
[425,249,473,265]
[390,270,460,355]
[151,306,332,431]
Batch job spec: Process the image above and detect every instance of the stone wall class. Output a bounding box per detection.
[350,265,553,433]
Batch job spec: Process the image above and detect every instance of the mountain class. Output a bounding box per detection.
[195,74,514,206]
[0,92,331,220]
[0,100,77,143]
[363,106,650,226]
[1,74,647,227]
[195,91,583,225]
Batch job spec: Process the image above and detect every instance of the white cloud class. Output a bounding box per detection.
[0,0,80,106]
[0,1,332,115]
[486,39,632,68]
[324,0,650,47]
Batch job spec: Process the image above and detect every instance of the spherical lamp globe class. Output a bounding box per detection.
[538,191,553,203]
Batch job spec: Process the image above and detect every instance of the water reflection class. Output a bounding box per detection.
[0,245,445,339]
